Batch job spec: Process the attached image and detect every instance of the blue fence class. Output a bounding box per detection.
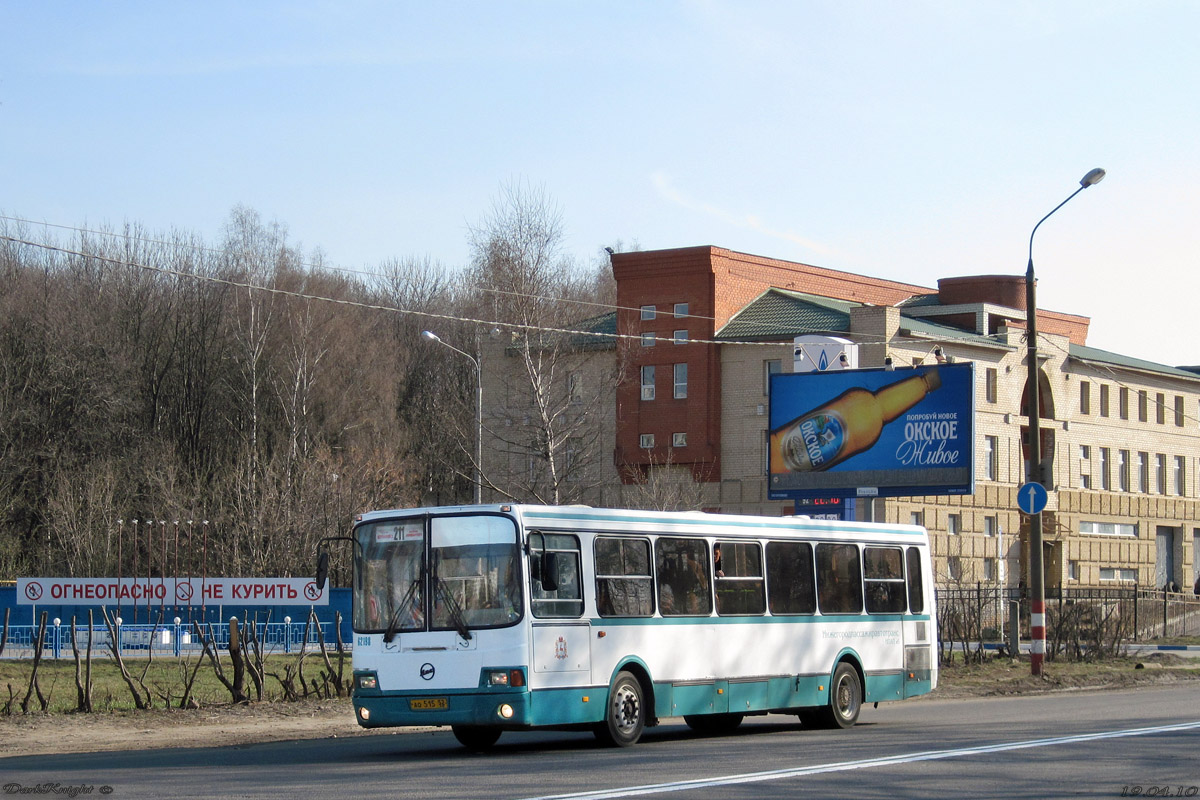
[0,586,352,658]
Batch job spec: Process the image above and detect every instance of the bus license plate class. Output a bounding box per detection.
[410,697,448,711]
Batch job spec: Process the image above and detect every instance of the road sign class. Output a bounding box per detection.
[1017,481,1049,515]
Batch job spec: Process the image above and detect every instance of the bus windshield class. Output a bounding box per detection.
[354,513,522,635]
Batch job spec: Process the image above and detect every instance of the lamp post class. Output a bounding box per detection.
[422,330,483,504]
[1025,167,1105,676]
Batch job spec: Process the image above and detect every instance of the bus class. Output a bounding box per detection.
[322,504,936,749]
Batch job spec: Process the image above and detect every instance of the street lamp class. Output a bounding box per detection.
[422,330,483,505]
[1025,167,1105,677]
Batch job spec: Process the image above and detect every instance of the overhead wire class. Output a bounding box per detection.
[0,226,1019,353]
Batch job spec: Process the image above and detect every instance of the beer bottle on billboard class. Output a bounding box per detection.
[769,368,941,472]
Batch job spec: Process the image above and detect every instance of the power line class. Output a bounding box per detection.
[0,233,791,350]
[0,213,724,323]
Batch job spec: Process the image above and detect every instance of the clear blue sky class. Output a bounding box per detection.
[3,1,1198,365]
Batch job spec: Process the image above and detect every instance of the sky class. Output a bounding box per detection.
[3,1,1198,366]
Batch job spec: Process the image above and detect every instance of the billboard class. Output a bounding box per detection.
[16,577,329,606]
[768,363,974,500]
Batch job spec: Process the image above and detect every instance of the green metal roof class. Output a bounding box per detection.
[897,315,1004,348]
[715,288,858,341]
[1069,343,1200,381]
[714,287,1002,349]
[506,311,617,354]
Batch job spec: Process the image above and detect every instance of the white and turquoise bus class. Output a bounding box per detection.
[330,504,936,749]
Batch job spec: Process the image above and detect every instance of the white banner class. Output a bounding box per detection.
[16,577,328,606]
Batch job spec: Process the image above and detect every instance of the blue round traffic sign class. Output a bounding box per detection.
[1017,481,1048,515]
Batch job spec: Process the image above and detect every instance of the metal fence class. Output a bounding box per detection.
[0,619,341,660]
[936,585,1200,644]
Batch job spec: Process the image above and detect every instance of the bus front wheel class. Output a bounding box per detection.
[595,671,645,747]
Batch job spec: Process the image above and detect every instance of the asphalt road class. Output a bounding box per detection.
[4,686,1198,799]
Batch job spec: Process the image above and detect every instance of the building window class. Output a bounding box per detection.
[984,516,998,537]
[910,511,924,527]
[947,556,963,582]
[985,368,998,404]
[640,365,655,401]
[1100,567,1137,582]
[1099,384,1110,417]
[1157,454,1167,494]
[947,514,961,535]
[1175,455,1186,496]
[673,302,688,318]
[641,332,656,347]
[640,305,656,321]
[763,359,781,396]
[672,432,687,447]
[1100,447,1111,491]
[1139,390,1148,422]
[1138,451,1149,493]
[983,558,997,582]
[1175,395,1186,427]
[1157,393,1166,424]
[673,363,687,399]
[1080,445,1092,489]
[1080,381,1091,415]
[569,372,583,405]
[639,433,655,449]
[564,438,582,481]
[673,329,688,344]
[1118,450,1130,492]
[1119,387,1129,420]
[983,435,998,480]
[1068,560,1080,581]
[1080,521,1138,537]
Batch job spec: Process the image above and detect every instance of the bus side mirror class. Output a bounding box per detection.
[541,552,560,592]
[316,551,330,590]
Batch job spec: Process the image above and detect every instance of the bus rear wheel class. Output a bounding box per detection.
[802,662,862,730]
[452,725,502,750]
[595,671,645,747]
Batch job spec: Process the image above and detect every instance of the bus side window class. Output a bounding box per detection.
[530,533,583,619]
[766,541,815,615]
[816,543,863,615]
[905,547,925,614]
[595,537,653,617]
[714,541,765,616]
[863,546,906,614]
[655,537,712,616]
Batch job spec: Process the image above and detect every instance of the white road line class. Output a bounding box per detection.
[519,721,1200,800]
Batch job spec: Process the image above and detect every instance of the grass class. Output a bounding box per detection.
[3,648,1198,716]
[933,651,1200,698]
[0,650,350,714]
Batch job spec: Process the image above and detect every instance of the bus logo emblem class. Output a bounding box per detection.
[419,663,435,681]
[555,636,567,660]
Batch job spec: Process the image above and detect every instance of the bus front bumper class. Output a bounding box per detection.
[353,689,533,729]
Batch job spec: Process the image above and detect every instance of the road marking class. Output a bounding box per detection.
[519,721,1200,800]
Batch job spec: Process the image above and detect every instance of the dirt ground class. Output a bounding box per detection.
[2,656,1198,758]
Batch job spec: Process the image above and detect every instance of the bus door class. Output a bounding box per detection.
[528,532,591,677]
[902,546,934,695]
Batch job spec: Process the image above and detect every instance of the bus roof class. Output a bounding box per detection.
[355,504,928,543]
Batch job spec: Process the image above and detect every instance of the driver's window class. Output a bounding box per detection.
[530,532,583,618]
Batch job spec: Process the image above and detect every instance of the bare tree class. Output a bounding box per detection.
[459,181,622,505]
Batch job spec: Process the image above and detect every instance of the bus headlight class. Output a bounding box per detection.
[497,703,514,719]
[486,669,525,687]
[357,674,378,690]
